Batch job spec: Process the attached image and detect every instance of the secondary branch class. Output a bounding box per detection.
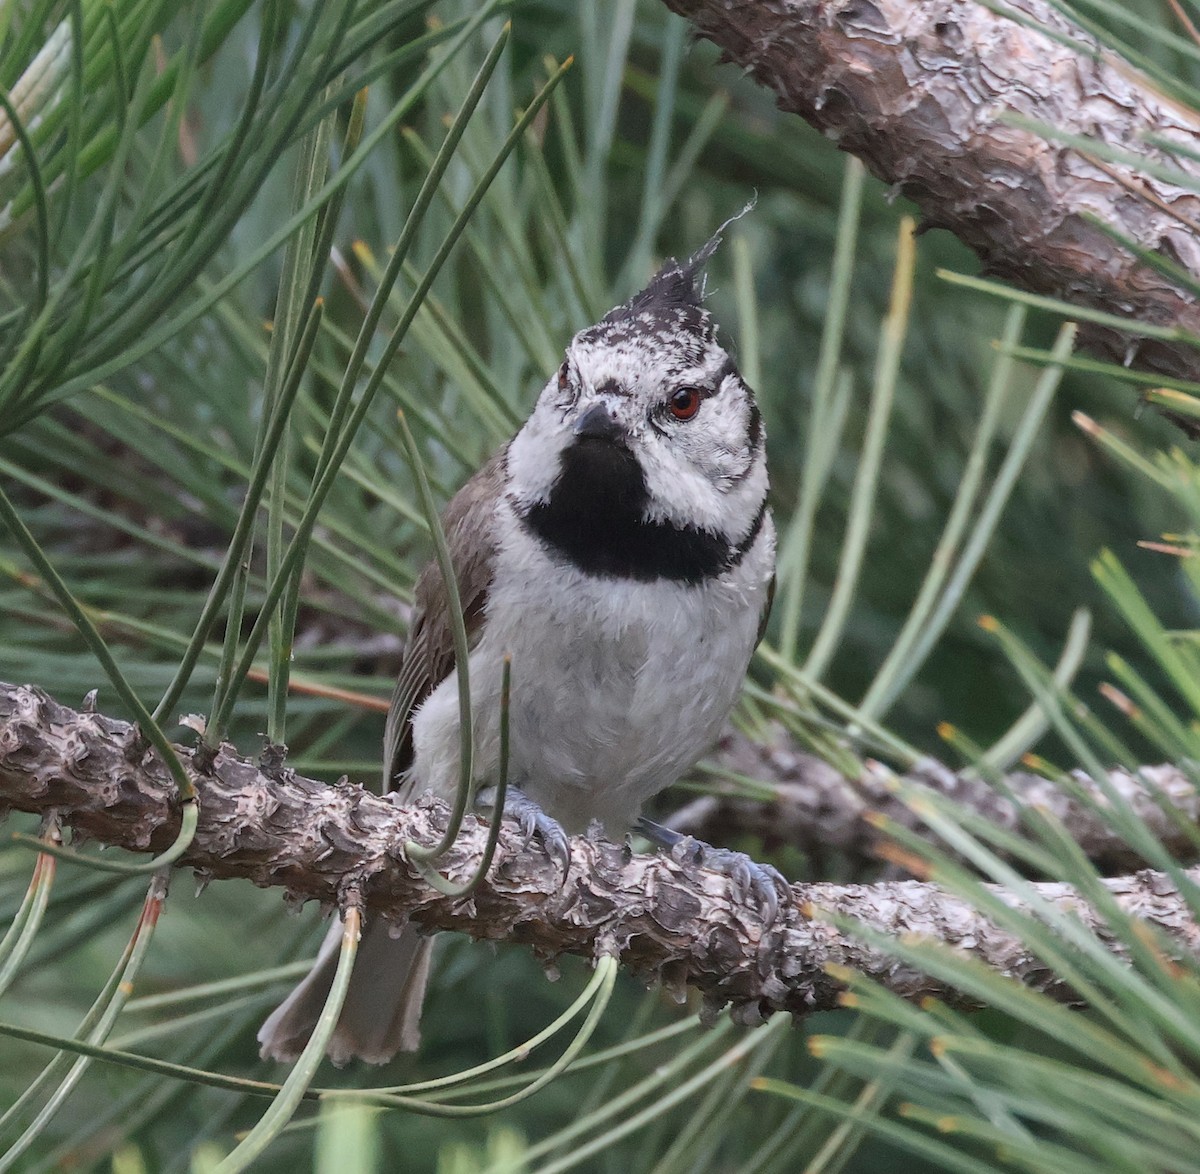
[660,0,1200,392]
[674,727,1200,875]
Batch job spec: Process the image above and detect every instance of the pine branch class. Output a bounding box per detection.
[1,681,1195,1023]
[659,0,1200,394]
[677,726,1200,874]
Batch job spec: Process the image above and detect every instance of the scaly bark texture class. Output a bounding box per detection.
[660,0,1200,388]
[671,726,1200,875]
[2,681,1198,1022]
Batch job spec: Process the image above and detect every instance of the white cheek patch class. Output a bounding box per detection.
[689,390,753,481]
[506,380,572,507]
[639,380,767,540]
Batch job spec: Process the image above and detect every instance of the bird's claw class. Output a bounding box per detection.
[638,817,788,923]
[481,786,571,870]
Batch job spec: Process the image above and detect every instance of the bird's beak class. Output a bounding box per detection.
[573,402,626,443]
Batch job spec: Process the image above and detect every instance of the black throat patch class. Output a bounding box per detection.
[520,437,757,584]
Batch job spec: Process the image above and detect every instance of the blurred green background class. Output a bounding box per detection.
[1,0,1196,1169]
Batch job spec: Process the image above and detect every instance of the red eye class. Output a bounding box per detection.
[558,362,570,393]
[668,387,702,421]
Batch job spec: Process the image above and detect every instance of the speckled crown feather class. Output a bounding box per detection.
[575,202,753,362]
[598,230,723,341]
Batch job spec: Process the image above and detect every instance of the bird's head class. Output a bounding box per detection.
[507,226,767,581]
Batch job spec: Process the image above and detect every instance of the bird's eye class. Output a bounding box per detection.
[668,387,702,421]
[558,362,571,394]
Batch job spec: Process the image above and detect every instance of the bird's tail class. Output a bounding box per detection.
[258,918,434,1066]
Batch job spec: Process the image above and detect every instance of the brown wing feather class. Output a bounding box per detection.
[383,449,506,795]
[756,571,776,647]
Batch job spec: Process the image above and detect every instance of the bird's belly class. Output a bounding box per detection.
[407,527,770,835]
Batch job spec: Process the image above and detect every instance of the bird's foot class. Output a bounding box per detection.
[478,785,571,870]
[638,817,788,923]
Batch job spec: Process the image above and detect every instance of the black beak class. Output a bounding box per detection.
[573,402,625,443]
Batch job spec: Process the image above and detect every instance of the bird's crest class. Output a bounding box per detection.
[599,201,755,340]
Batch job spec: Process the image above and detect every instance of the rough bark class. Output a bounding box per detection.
[2,681,1197,1022]
[674,725,1200,875]
[660,0,1200,391]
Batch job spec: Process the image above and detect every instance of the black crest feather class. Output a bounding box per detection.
[600,201,756,337]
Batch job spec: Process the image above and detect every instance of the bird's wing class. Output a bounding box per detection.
[383,449,506,797]
[756,571,776,647]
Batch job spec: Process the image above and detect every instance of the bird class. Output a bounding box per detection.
[258,223,777,1065]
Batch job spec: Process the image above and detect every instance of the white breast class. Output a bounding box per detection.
[408,503,775,834]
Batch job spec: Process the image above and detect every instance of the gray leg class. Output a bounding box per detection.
[638,817,789,923]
